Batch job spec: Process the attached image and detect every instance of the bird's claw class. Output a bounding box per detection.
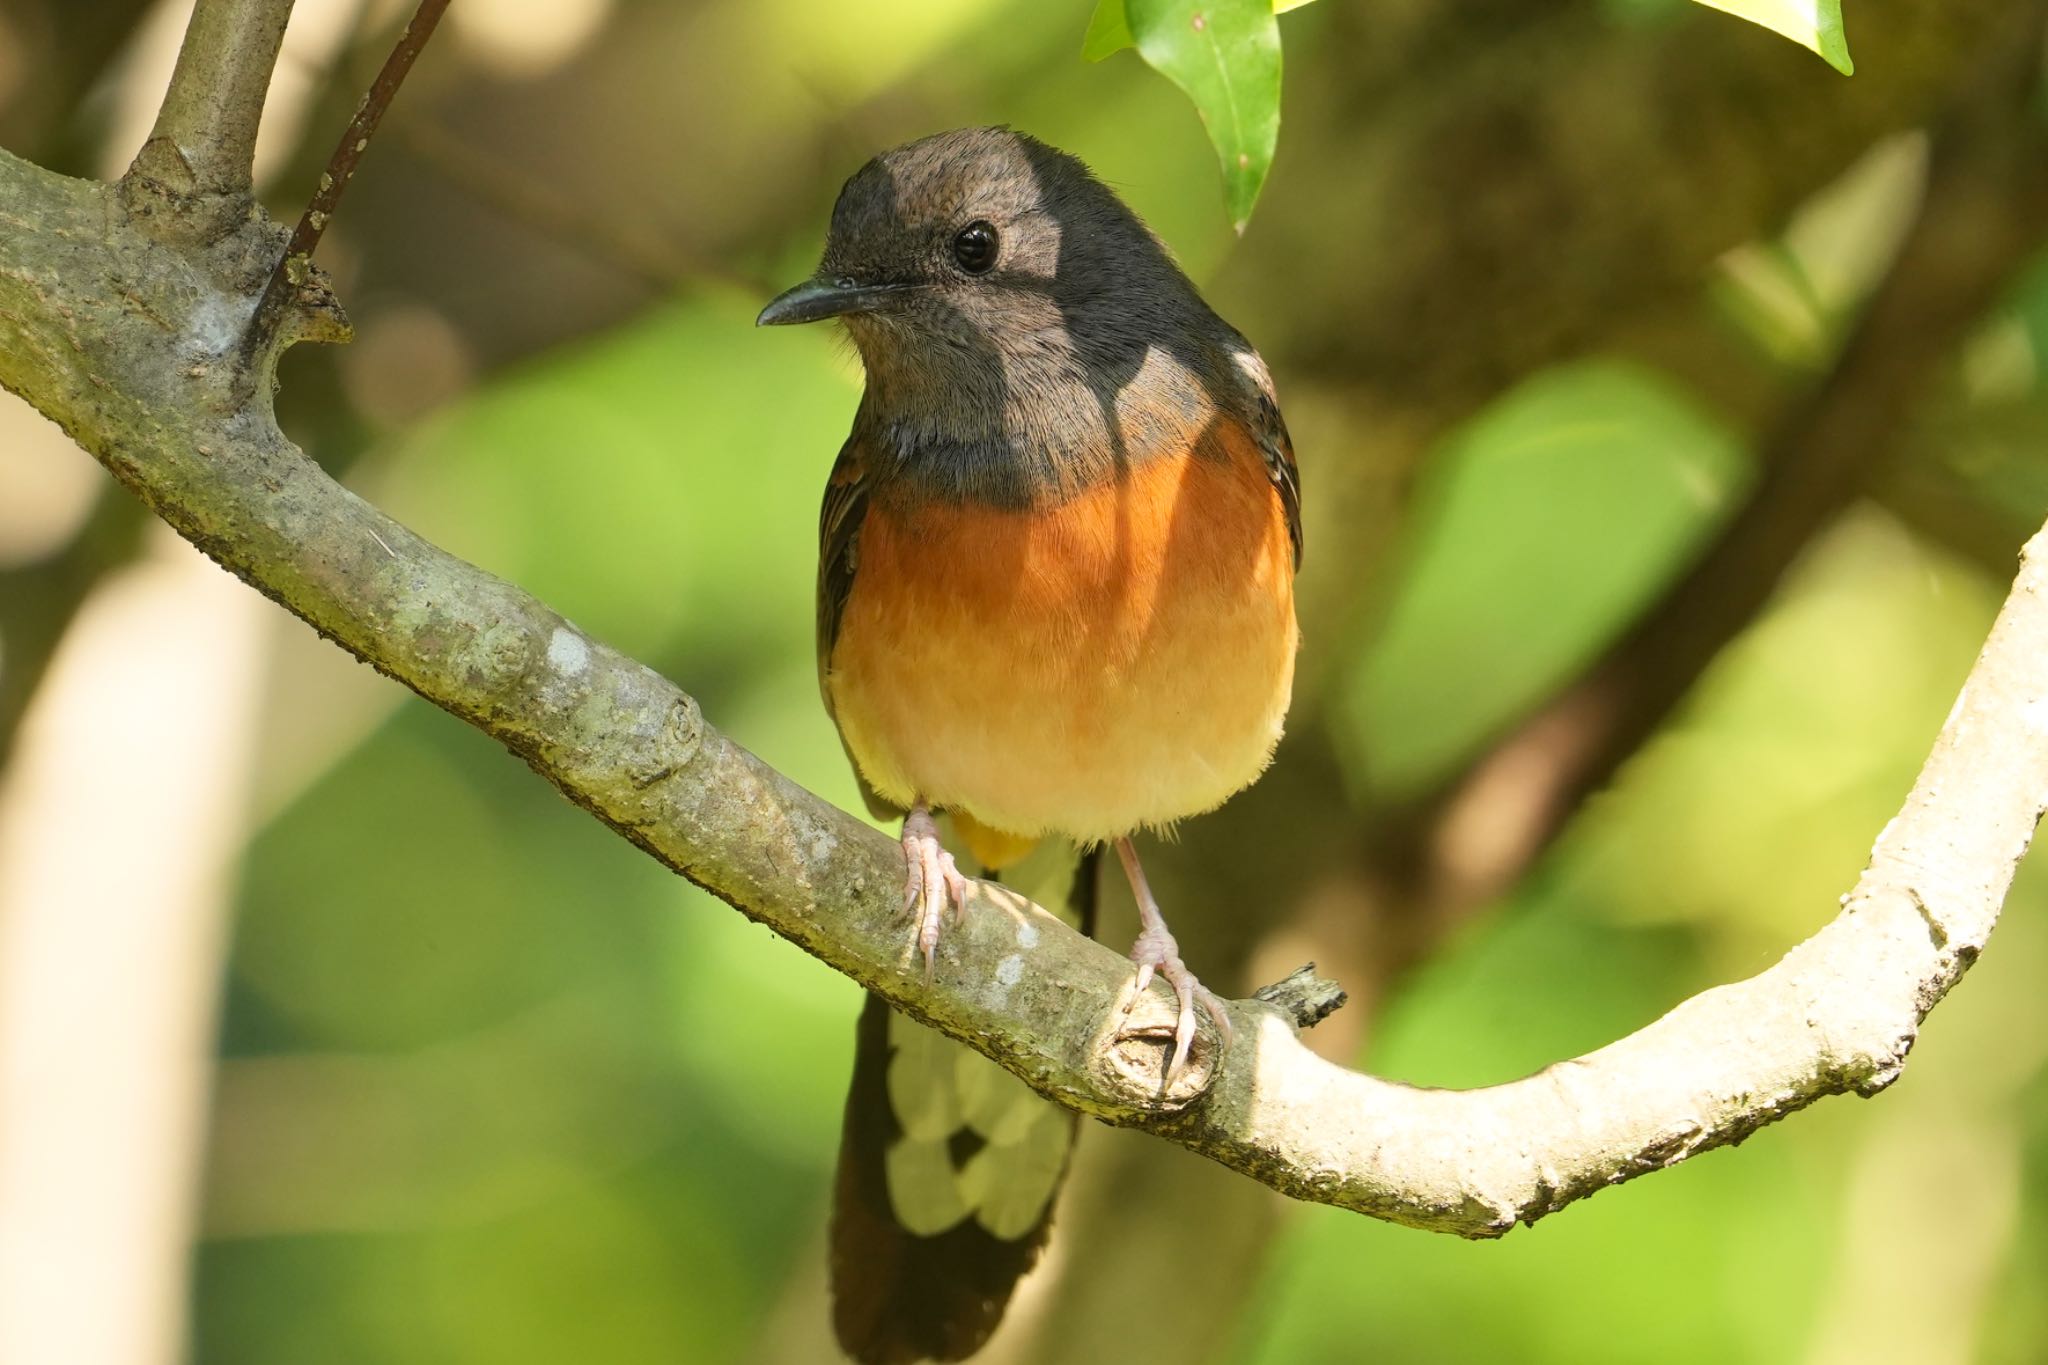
[902,807,971,977]
[1125,921,1232,1083]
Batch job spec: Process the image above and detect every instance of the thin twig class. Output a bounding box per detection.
[244,0,451,354]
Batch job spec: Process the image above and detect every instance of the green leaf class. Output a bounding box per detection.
[1689,0,1853,74]
[1124,0,1283,231]
[1084,0,1314,60]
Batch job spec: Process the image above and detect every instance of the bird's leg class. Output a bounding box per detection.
[1115,837,1232,1081]
[902,802,971,976]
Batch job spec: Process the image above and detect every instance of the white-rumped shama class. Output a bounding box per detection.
[760,126,1301,1365]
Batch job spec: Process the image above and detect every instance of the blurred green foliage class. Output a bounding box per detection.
[134,0,2048,1361]
[1343,360,1751,796]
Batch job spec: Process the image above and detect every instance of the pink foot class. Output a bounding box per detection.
[903,804,970,976]
[1116,838,1232,1082]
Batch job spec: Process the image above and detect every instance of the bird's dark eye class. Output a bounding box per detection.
[951,221,999,275]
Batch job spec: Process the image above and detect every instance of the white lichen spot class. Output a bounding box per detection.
[809,828,838,861]
[547,626,590,675]
[995,954,1025,988]
[185,291,248,358]
[1015,920,1040,950]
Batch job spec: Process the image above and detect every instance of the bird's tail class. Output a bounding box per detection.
[829,827,1098,1365]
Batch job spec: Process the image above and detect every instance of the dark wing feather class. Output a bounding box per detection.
[816,435,902,821]
[817,435,868,706]
[1217,343,1302,568]
[1252,387,1303,569]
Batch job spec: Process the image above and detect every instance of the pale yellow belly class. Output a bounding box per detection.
[827,440,1297,843]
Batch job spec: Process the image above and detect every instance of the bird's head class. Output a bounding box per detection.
[758,128,1208,411]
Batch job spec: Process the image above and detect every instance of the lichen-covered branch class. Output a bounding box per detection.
[3,129,2043,1233]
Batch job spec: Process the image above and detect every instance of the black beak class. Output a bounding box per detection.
[755,275,910,327]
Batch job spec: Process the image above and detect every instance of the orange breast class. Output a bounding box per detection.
[826,423,1297,843]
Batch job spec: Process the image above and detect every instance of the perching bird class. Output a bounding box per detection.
[758,126,1300,1364]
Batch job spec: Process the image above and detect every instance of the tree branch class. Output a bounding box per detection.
[3,144,2043,1237]
[131,0,295,205]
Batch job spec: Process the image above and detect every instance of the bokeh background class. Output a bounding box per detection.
[3,1,2048,1362]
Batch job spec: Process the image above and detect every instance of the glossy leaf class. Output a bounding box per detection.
[1691,0,1853,74]
[1084,0,1313,61]
[1119,0,1283,231]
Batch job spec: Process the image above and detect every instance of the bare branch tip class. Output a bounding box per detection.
[1251,962,1349,1030]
